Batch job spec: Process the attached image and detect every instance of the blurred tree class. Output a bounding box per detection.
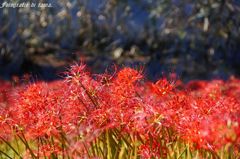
[0,0,239,80]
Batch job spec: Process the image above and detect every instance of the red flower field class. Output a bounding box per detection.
[0,63,240,159]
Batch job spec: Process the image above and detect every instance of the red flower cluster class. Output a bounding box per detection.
[0,64,240,158]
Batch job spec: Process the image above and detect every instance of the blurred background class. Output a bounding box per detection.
[0,0,240,82]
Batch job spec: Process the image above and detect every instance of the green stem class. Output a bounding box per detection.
[0,149,13,159]
[17,133,36,159]
[106,130,112,159]
[0,136,22,158]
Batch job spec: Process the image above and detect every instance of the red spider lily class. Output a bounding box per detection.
[139,139,168,159]
[85,68,145,135]
[37,143,62,158]
[150,78,174,96]
[9,82,63,138]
